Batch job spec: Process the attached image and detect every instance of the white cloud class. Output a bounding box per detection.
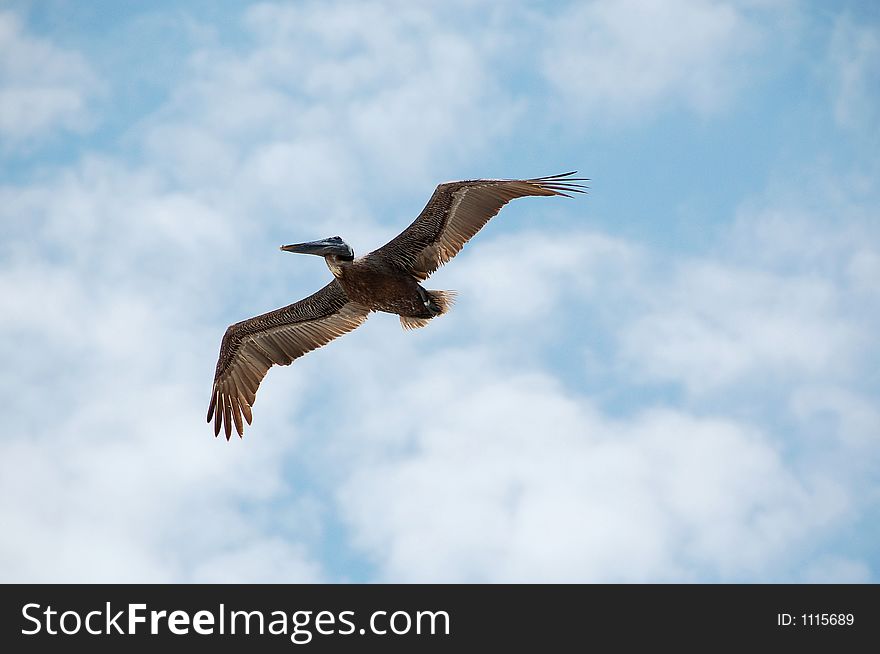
[335,353,846,582]
[144,1,518,195]
[0,151,318,583]
[617,180,880,396]
[0,11,100,148]
[541,0,783,121]
[0,379,324,582]
[620,260,861,393]
[828,16,880,130]
[191,540,323,583]
[791,386,880,452]
[803,556,872,583]
[440,228,640,333]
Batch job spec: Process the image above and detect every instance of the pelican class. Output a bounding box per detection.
[207,171,587,438]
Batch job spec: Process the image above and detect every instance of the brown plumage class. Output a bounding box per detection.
[208,171,587,438]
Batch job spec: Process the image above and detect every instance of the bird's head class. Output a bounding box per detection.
[280,236,354,275]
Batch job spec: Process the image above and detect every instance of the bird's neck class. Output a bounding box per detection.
[325,255,351,279]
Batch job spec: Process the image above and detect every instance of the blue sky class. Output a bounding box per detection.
[1,0,878,582]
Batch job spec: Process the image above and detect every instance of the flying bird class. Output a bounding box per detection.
[207,171,587,439]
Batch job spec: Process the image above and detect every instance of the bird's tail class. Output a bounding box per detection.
[427,290,457,315]
[400,290,457,330]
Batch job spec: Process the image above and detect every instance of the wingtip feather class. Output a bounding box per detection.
[207,389,217,423]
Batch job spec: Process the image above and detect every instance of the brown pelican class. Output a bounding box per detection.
[207,172,587,439]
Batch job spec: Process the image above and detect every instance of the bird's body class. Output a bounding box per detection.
[332,257,435,319]
[208,172,587,438]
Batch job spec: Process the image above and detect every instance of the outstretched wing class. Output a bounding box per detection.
[207,280,370,439]
[365,172,587,280]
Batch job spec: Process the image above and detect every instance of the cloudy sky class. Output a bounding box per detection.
[1,0,878,583]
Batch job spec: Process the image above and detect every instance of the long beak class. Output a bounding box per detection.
[280,240,333,256]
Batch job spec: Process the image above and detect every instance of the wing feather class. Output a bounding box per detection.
[366,172,587,280]
[207,280,370,438]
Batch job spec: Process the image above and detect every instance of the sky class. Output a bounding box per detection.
[0,0,878,583]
